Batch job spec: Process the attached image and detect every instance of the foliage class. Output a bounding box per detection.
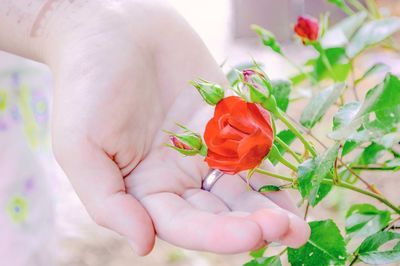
[168,1,400,265]
[242,1,400,264]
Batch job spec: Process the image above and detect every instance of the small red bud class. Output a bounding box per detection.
[294,16,319,42]
[170,136,192,151]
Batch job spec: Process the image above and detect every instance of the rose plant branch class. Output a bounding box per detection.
[283,113,385,195]
[256,167,400,214]
[274,109,318,157]
[274,136,303,163]
[167,4,400,265]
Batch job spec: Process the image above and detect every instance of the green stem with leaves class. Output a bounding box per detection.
[313,42,339,83]
[255,168,400,214]
[274,110,318,157]
[275,137,303,163]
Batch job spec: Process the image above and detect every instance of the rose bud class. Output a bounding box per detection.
[242,69,266,88]
[294,16,319,42]
[190,80,225,106]
[204,96,274,174]
[240,69,279,112]
[168,133,204,156]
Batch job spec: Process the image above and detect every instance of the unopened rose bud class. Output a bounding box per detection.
[294,16,319,43]
[240,69,274,104]
[168,133,204,156]
[170,136,192,150]
[242,69,266,89]
[191,80,224,106]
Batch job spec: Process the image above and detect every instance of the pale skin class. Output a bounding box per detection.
[0,0,310,256]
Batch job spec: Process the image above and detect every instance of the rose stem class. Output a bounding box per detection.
[350,165,398,171]
[284,114,385,195]
[255,168,400,214]
[275,137,303,163]
[255,168,295,183]
[274,110,318,157]
[313,42,340,83]
[277,156,298,172]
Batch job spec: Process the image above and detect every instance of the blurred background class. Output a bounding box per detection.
[0,0,399,265]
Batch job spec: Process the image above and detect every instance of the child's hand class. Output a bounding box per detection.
[1,0,310,255]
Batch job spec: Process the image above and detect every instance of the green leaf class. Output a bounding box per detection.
[313,47,350,82]
[327,0,353,14]
[271,80,291,112]
[244,256,282,266]
[298,143,340,206]
[330,74,400,141]
[252,25,283,55]
[347,18,400,58]
[355,63,390,85]
[333,102,361,131]
[357,143,385,166]
[289,72,308,86]
[270,130,297,165]
[342,140,359,156]
[249,246,267,258]
[358,231,400,265]
[259,185,281,192]
[340,142,385,182]
[321,11,368,48]
[288,220,347,266]
[345,204,391,238]
[300,83,346,129]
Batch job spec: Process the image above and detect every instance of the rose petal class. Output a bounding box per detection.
[214,96,243,118]
[219,124,247,141]
[210,138,239,157]
[205,151,240,174]
[237,129,272,163]
[247,103,273,135]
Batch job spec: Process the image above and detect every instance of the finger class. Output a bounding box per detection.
[211,174,310,247]
[141,192,263,254]
[240,169,301,216]
[236,191,310,248]
[53,138,155,255]
[279,212,311,248]
[210,175,292,242]
[182,188,230,213]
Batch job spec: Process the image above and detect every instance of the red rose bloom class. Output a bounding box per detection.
[204,96,274,174]
[294,16,319,41]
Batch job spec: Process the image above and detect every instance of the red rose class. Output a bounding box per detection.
[204,96,274,174]
[294,16,319,41]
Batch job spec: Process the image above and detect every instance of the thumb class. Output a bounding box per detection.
[53,136,155,255]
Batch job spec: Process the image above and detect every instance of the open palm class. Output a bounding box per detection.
[50,1,310,255]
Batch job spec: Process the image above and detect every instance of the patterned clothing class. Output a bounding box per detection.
[0,55,55,266]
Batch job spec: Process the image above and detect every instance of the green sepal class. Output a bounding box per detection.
[190,80,225,106]
[261,96,279,115]
[199,143,208,157]
[164,144,199,156]
[175,134,202,151]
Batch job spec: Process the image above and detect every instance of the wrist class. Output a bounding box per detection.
[0,1,66,62]
[0,0,133,64]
